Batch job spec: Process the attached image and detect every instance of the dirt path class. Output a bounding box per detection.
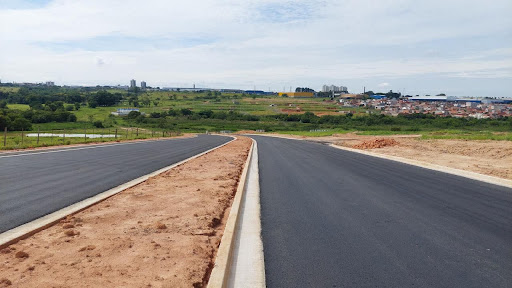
[0,137,252,288]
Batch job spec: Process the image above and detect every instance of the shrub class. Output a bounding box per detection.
[126,111,141,119]
[10,117,32,131]
[93,120,104,128]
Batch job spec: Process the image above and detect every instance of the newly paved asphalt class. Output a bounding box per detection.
[251,136,512,288]
[0,135,230,233]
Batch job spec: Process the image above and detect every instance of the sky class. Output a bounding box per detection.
[0,0,511,97]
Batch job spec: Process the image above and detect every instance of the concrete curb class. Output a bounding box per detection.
[0,136,236,250]
[207,139,255,288]
[227,140,266,287]
[330,144,512,189]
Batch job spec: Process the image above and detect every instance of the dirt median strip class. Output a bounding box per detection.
[0,136,252,288]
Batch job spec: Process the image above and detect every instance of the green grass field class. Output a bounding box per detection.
[6,104,30,110]
[276,129,512,141]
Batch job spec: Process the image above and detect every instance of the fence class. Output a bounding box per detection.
[1,127,182,150]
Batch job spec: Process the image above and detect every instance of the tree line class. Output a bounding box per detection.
[123,108,511,131]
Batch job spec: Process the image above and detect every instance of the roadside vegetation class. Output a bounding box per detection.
[1,85,510,150]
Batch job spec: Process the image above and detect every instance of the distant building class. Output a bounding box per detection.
[141,81,147,90]
[130,79,136,89]
[322,84,348,93]
[46,81,55,86]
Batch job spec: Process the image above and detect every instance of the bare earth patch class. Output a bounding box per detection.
[0,136,252,288]
[351,138,399,149]
[356,138,512,180]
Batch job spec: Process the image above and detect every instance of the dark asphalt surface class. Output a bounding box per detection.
[0,135,230,233]
[251,136,512,288]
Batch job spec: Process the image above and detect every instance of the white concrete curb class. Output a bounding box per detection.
[207,139,257,288]
[227,141,265,287]
[0,136,236,249]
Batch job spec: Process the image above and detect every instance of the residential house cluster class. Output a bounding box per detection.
[339,98,512,119]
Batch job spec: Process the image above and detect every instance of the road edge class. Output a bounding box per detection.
[207,139,255,288]
[0,135,236,249]
[330,144,512,189]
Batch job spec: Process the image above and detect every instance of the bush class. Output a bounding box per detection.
[126,111,141,119]
[10,118,32,131]
[93,120,104,128]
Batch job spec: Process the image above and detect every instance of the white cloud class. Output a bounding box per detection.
[378,83,390,87]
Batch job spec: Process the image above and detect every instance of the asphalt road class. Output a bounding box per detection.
[251,136,512,288]
[0,135,231,233]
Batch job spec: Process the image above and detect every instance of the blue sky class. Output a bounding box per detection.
[0,0,511,97]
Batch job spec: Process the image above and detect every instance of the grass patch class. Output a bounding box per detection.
[421,131,512,141]
[6,104,30,110]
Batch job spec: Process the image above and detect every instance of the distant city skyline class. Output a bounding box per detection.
[1,0,511,97]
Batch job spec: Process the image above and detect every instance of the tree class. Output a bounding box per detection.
[88,90,121,107]
[126,111,141,119]
[0,115,10,130]
[295,87,315,93]
[10,118,32,131]
[141,96,151,107]
[93,120,104,128]
[180,108,192,116]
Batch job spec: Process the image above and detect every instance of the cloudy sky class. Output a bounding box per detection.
[1,0,511,96]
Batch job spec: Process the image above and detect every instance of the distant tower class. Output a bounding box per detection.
[130,79,136,89]
[193,83,196,89]
[141,81,147,90]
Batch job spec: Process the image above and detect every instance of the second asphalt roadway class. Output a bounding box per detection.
[0,135,230,233]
